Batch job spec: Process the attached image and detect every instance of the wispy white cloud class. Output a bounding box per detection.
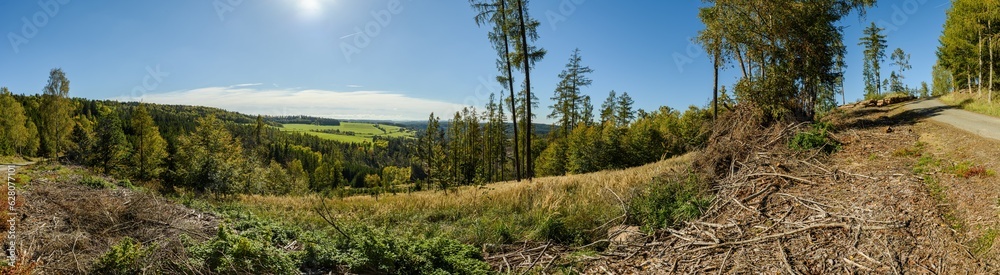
[116,86,468,121]
[228,83,263,88]
[346,84,364,88]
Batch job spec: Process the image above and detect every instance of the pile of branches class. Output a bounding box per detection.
[16,171,218,274]
[589,105,920,273]
[482,241,568,274]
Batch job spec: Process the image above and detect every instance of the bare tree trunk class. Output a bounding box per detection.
[713,51,719,119]
[498,0,520,182]
[969,65,974,93]
[515,0,533,180]
[980,30,984,97]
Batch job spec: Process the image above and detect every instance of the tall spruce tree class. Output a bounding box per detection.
[549,48,594,137]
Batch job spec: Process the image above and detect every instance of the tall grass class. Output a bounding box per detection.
[229,154,695,247]
[940,92,1000,118]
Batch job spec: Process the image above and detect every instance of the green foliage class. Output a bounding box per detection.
[94,110,131,176]
[187,224,299,275]
[789,123,840,153]
[129,103,168,180]
[312,153,345,191]
[314,228,492,274]
[860,22,889,99]
[172,115,245,194]
[92,237,156,275]
[932,63,955,96]
[534,138,567,176]
[0,88,32,156]
[81,176,114,189]
[700,0,874,119]
[39,68,75,158]
[937,0,999,93]
[629,174,711,231]
[549,48,595,137]
[184,210,490,275]
[535,213,580,245]
[947,161,996,178]
[118,179,135,189]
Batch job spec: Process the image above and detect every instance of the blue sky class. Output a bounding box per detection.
[0,0,952,121]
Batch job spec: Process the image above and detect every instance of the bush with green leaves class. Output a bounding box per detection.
[80,175,114,189]
[302,226,491,274]
[789,122,840,153]
[183,210,491,274]
[92,237,156,274]
[186,224,300,275]
[629,174,712,231]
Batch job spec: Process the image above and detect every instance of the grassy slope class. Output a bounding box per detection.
[228,154,694,246]
[277,122,413,143]
[940,92,1000,118]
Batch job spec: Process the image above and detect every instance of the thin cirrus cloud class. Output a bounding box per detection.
[123,86,468,121]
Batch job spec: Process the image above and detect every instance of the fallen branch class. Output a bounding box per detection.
[748,173,817,185]
[693,223,848,252]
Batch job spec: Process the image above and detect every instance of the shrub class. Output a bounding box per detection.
[118,179,135,189]
[629,174,712,231]
[81,176,114,189]
[302,227,491,275]
[535,213,574,244]
[186,225,300,275]
[789,122,840,153]
[92,237,156,274]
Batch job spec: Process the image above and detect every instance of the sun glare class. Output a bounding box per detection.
[298,0,325,18]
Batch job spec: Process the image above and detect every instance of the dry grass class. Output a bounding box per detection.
[235,154,694,246]
[940,92,1000,118]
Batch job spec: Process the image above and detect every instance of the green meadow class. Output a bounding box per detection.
[277,122,414,143]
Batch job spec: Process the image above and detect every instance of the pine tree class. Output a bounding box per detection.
[616,92,635,127]
[860,22,888,98]
[94,110,131,175]
[600,91,618,126]
[549,48,594,137]
[130,104,168,180]
[579,95,594,126]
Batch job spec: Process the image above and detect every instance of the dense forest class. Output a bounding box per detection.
[0,72,421,197]
[936,0,1000,100]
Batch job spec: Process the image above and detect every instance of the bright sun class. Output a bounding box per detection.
[298,0,324,18]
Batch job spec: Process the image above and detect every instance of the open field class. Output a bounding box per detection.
[277,122,414,143]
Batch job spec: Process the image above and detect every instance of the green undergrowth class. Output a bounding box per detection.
[789,122,841,154]
[629,173,712,232]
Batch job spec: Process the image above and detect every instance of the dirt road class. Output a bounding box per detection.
[904,98,1000,141]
